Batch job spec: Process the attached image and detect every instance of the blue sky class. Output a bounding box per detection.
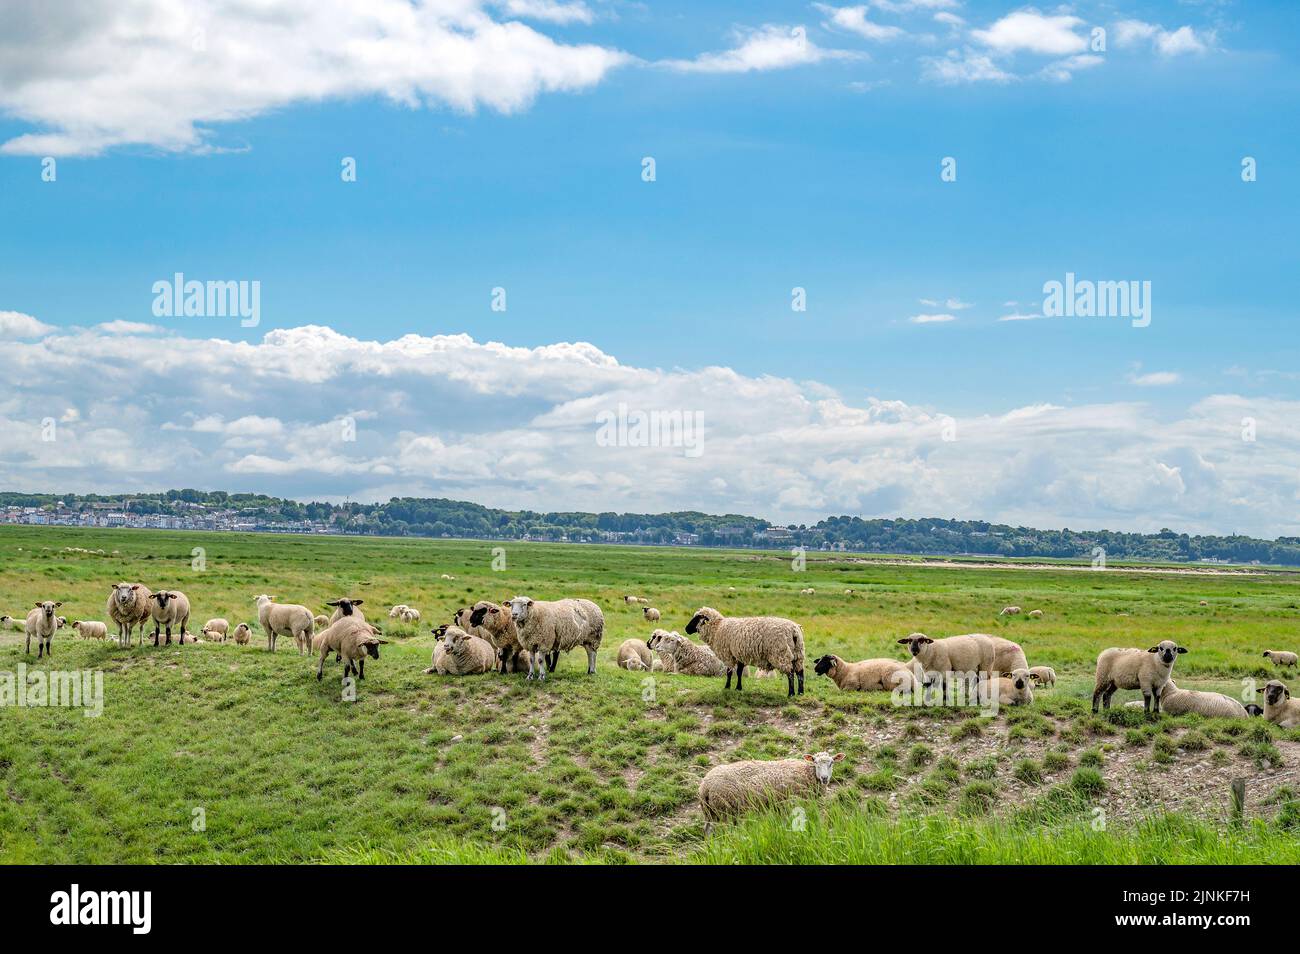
[1,1,1297,534]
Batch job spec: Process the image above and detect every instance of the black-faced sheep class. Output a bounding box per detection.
[685,607,805,696]
[812,654,914,692]
[1092,640,1186,714]
[314,617,386,685]
[1263,650,1299,667]
[1261,680,1300,728]
[147,590,191,646]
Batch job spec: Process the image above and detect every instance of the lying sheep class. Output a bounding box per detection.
[644,629,679,673]
[106,582,153,646]
[1122,681,1246,718]
[1245,703,1264,717]
[989,668,1035,707]
[71,620,108,640]
[315,616,387,685]
[617,638,653,671]
[146,590,191,646]
[1261,680,1300,728]
[423,625,451,674]
[799,588,815,595]
[812,654,914,692]
[24,601,62,658]
[999,606,1022,616]
[201,618,229,642]
[1027,609,1044,619]
[642,607,661,623]
[1028,666,1056,688]
[438,625,497,675]
[466,601,530,673]
[698,752,844,833]
[255,594,315,654]
[1092,640,1187,714]
[440,574,455,580]
[0,614,24,632]
[231,623,253,646]
[506,596,604,680]
[686,607,805,696]
[1263,650,1299,667]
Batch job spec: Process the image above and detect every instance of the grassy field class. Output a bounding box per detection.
[2,525,1300,864]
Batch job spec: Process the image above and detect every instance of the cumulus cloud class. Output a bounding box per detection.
[660,24,862,74]
[1129,369,1182,387]
[495,0,594,25]
[1114,19,1213,57]
[921,49,1015,84]
[815,4,906,42]
[971,9,1088,55]
[1,320,1297,536]
[909,313,957,324]
[0,311,54,338]
[0,0,631,156]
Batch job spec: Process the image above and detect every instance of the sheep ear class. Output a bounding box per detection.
[1176,647,1187,654]
[54,601,62,607]
[1147,646,1158,653]
[833,753,845,762]
[353,599,364,606]
[896,638,910,645]
[803,754,815,762]
[33,601,41,608]
[325,600,339,607]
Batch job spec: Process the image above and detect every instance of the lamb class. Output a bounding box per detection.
[642,607,661,623]
[24,601,62,658]
[71,620,108,640]
[812,654,914,692]
[1092,640,1187,714]
[327,598,366,626]
[686,607,805,696]
[436,625,497,675]
[201,618,230,642]
[56,616,67,630]
[1122,681,1246,718]
[989,668,1035,707]
[231,623,253,645]
[648,631,727,676]
[998,605,1022,616]
[147,590,191,646]
[106,582,153,646]
[1260,680,1300,728]
[1027,609,1044,619]
[314,616,387,684]
[254,594,315,654]
[617,638,653,671]
[1263,650,1299,667]
[467,602,529,673]
[1028,666,1056,688]
[389,604,410,619]
[313,614,330,632]
[506,596,604,680]
[0,615,25,632]
[698,752,844,833]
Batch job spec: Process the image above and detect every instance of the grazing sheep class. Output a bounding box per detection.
[0,614,25,632]
[647,630,728,677]
[254,595,315,654]
[56,616,67,630]
[999,606,1022,616]
[1028,666,1056,688]
[843,589,855,596]
[1198,600,1209,606]
[1122,681,1246,718]
[437,625,497,675]
[617,638,654,671]
[1027,609,1044,619]
[698,752,844,833]
[326,598,366,626]
[506,596,604,681]
[989,668,1035,707]
[389,604,410,619]
[147,590,192,646]
[106,582,153,646]
[685,607,805,696]
[1263,650,1299,667]
[812,654,914,692]
[800,588,815,595]
[24,601,62,658]
[313,614,330,632]
[466,601,529,673]
[71,620,108,641]
[231,623,253,646]
[1092,640,1187,714]
[315,617,387,685]
[201,618,229,642]
[1260,680,1300,728]
[642,607,661,623]
[440,574,455,580]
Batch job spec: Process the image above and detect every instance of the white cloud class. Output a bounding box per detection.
[496,0,594,25]
[2,319,1298,536]
[0,311,54,339]
[0,0,631,156]
[921,49,1014,84]
[971,10,1088,55]
[815,4,906,42]
[95,320,165,335]
[998,311,1044,322]
[1039,53,1103,83]
[1114,19,1212,57]
[909,313,957,324]
[1129,370,1182,387]
[660,24,862,74]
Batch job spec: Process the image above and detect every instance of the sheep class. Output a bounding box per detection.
[389,604,410,619]
[800,588,815,595]
[624,595,639,605]
[998,605,1022,616]
[71,620,108,640]
[617,638,653,671]
[500,646,533,673]
[254,594,315,654]
[423,624,451,674]
[1198,600,1209,606]
[146,590,192,646]
[1092,640,1187,714]
[1245,703,1264,717]
[1027,609,1044,619]
[1028,666,1056,688]
[896,633,1022,698]
[1263,650,1299,667]
[642,607,661,623]
[698,752,844,833]
[648,631,727,677]
[506,596,604,680]
[685,607,805,696]
[462,601,529,673]
[1121,681,1246,718]
[812,654,914,692]
[201,618,229,642]
[0,614,25,632]
[440,574,455,580]
[313,614,330,632]
[1260,680,1300,728]
[326,598,366,626]
[106,582,153,646]
[398,607,421,624]
[644,629,680,673]
[56,616,67,630]
[989,668,1035,707]
[24,601,62,658]
[436,625,497,675]
[231,622,253,646]
[314,616,387,684]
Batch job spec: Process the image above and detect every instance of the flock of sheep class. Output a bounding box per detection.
[7,582,1300,829]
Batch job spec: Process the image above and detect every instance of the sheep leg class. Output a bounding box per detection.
[1091,687,1103,713]
[45,638,51,658]
[735,665,744,691]
[1150,685,1161,714]
[547,651,559,673]
[25,632,31,655]
[1142,690,1152,714]
[358,658,365,680]
[786,671,795,697]
[499,647,512,674]
[797,668,804,694]
[586,647,597,675]
[165,624,173,646]
[725,668,733,689]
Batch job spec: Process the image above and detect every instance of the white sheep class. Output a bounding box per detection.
[1261,680,1300,728]
[642,606,661,623]
[231,623,253,646]
[106,582,153,646]
[466,601,528,673]
[71,620,108,640]
[686,607,805,696]
[24,600,62,658]
[1122,681,1246,718]
[698,752,844,833]
[1028,666,1056,688]
[647,630,726,676]
[0,614,25,632]
[398,607,421,624]
[617,638,653,671]
[254,595,315,654]
[1263,650,1299,667]
[812,654,914,692]
[433,625,496,675]
[506,596,604,681]
[1027,609,1044,619]
[1092,640,1187,714]
[313,614,330,632]
[800,588,815,595]
[147,590,191,646]
[896,633,1024,697]
[998,605,1022,616]
[388,604,410,619]
[989,668,1035,707]
[201,618,229,642]
[314,616,387,685]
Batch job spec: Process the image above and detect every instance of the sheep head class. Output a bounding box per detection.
[506,596,534,624]
[896,633,934,657]
[34,600,61,617]
[110,583,141,606]
[1146,640,1187,665]
[326,598,363,616]
[803,751,845,785]
[1263,680,1290,706]
[685,607,720,638]
[812,654,839,676]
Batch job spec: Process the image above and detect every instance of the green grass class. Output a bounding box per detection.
[2,524,1300,864]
